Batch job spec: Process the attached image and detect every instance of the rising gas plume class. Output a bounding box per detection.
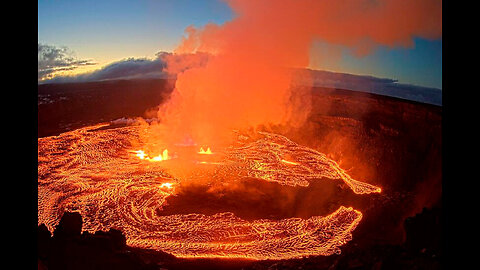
[152,0,441,148]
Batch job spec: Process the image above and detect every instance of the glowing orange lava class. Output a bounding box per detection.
[131,149,169,162]
[160,182,174,189]
[198,147,212,155]
[38,123,381,260]
[281,159,299,165]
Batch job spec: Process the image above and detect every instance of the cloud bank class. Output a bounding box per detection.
[38,43,96,81]
[40,52,210,84]
[43,58,167,84]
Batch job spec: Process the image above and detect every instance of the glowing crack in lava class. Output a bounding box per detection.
[131,149,170,162]
[38,123,381,260]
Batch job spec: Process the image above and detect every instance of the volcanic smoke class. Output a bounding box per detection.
[152,0,442,147]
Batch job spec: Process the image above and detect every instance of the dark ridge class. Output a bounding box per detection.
[313,86,442,109]
[38,80,440,138]
[37,78,175,137]
[38,211,175,270]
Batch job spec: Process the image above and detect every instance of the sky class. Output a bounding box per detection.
[38,0,442,89]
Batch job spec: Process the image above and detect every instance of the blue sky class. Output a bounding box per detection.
[38,0,442,89]
[310,38,442,89]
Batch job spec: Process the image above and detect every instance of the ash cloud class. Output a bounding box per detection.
[38,43,96,81]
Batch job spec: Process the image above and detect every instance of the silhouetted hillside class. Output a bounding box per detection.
[38,79,175,137]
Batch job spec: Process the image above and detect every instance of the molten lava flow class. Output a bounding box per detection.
[131,149,169,162]
[198,147,212,155]
[152,149,170,162]
[281,159,299,165]
[133,150,147,159]
[38,124,380,260]
[160,182,174,189]
[224,131,381,194]
[127,206,362,259]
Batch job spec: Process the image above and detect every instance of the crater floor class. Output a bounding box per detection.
[38,123,380,260]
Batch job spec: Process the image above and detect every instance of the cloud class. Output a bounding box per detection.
[46,58,167,84]
[40,52,210,84]
[38,43,96,81]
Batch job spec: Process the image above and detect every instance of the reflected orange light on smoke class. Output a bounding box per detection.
[150,0,442,151]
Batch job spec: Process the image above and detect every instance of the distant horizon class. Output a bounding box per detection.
[38,64,442,106]
[38,61,442,91]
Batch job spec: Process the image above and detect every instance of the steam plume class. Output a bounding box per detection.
[154,0,442,146]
